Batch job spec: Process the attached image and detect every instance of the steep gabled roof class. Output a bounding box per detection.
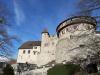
[19,41,41,49]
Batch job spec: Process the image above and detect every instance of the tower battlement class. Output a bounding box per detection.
[56,16,97,37]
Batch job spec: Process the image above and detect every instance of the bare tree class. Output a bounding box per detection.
[0,1,19,58]
[77,0,100,15]
[75,0,100,27]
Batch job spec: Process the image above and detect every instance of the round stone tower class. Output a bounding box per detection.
[56,16,97,63]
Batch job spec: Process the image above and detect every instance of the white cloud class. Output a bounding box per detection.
[13,0,25,26]
[0,56,9,62]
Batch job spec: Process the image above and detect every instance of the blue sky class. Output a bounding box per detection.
[1,0,100,59]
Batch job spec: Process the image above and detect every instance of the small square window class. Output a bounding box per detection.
[62,30,64,34]
[28,50,30,54]
[33,46,37,49]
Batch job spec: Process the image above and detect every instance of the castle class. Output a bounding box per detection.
[17,16,100,66]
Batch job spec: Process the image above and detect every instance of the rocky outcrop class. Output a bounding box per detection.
[56,30,100,63]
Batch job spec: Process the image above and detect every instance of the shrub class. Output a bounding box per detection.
[3,64,14,75]
[47,64,81,75]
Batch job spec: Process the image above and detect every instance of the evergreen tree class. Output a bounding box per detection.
[3,64,14,75]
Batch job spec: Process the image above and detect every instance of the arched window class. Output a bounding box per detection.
[23,50,25,54]
[28,50,30,54]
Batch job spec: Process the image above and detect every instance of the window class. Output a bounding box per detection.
[67,26,72,32]
[66,28,68,32]
[28,50,30,54]
[33,51,36,55]
[86,25,92,30]
[70,25,77,32]
[62,30,65,34]
[73,25,77,29]
[90,25,93,29]
[23,50,25,54]
[33,46,37,49]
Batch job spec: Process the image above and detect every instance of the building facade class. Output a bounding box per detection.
[17,16,100,66]
[17,41,41,64]
[17,30,58,66]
